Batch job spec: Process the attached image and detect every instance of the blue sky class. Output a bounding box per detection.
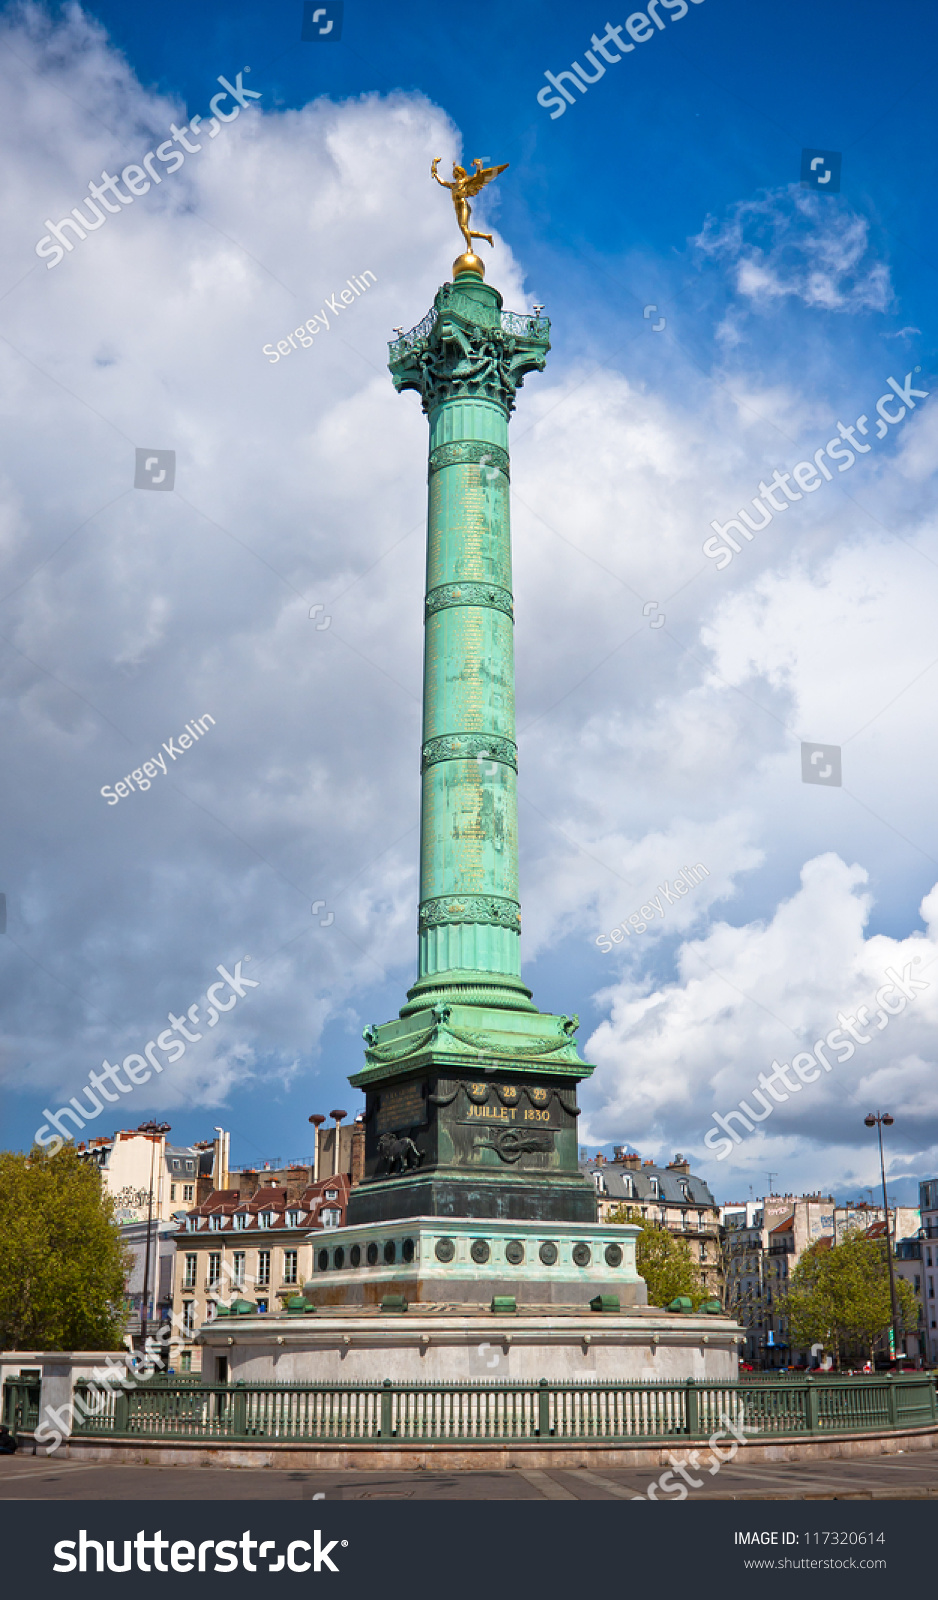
[2,0,938,1206]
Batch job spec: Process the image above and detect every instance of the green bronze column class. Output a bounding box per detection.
[394,266,546,1014]
[346,220,597,1227]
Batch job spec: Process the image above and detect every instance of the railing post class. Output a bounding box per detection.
[114,1388,129,1435]
[380,1379,393,1438]
[537,1379,550,1438]
[885,1374,898,1429]
[804,1376,819,1434]
[684,1379,699,1438]
[231,1385,247,1438]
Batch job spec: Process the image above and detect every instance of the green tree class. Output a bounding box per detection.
[0,1145,129,1350]
[606,1206,707,1308]
[782,1232,919,1368]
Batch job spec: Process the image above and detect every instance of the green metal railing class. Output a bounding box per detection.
[69,1374,937,1446]
[2,1376,42,1439]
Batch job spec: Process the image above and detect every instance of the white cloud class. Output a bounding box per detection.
[694,188,893,315]
[583,854,938,1194]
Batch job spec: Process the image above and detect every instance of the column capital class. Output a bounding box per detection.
[389,279,550,416]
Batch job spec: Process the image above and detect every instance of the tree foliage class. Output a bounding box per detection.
[781,1231,919,1367]
[606,1206,707,1308]
[0,1145,129,1350]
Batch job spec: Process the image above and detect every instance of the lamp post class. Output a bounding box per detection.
[864,1112,901,1362]
[137,1120,171,1350]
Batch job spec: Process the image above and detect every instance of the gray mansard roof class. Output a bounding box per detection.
[579,1159,717,1208]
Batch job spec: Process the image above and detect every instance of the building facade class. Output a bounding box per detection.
[579,1150,724,1300]
[723,1194,923,1367]
[170,1175,352,1372]
[77,1127,223,1221]
[921,1177,938,1365]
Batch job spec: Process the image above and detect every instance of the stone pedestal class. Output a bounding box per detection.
[301,1217,647,1309]
[199,1305,741,1386]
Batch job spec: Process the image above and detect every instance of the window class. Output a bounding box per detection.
[210,1214,222,1231]
[699,1243,707,1262]
[184,1253,197,1289]
[182,1302,195,1337]
[259,1212,273,1229]
[186,1217,197,1232]
[286,1211,300,1228]
[186,1161,195,1173]
[170,1184,176,1202]
[234,1213,246,1229]
[233,1252,245,1287]
[648,1178,659,1198]
[622,1177,634,1198]
[172,1159,180,1171]
[679,1182,689,1199]
[592,1172,606,1193]
[183,1184,194,1203]
[283,1250,298,1285]
[320,1207,341,1228]
[257,1250,271,1286]
[180,1351,192,1372]
[207,1252,222,1286]
[681,1211,690,1230]
[324,1189,338,1201]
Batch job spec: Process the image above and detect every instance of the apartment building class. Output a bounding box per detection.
[724,1193,923,1367]
[77,1126,223,1221]
[921,1177,938,1365]
[170,1175,352,1372]
[579,1149,724,1301]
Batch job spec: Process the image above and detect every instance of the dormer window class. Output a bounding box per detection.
[210,1214,222,1231]
[259,1211,273,1229]
[186,1217,197,1232]
[234,1214,246,1230]
[286,1211,301,1227]
[623,1177,635,1198]
[324,1189,338,1201]
[649,1177,659,1198]
[592,1172,606,1193]
[172,1159,181,1171]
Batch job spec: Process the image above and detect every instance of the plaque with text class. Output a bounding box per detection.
[459,1100,562,1129]
[376,1080,428,1134]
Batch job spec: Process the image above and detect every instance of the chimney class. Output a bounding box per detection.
[617,1151,641,1170]
[668,1154,691,1174]
[351,1118,366,1187]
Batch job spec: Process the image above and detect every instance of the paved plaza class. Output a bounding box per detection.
[1,1448,937,1500]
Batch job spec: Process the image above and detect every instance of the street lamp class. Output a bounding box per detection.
[864,1112,901,1362]
[137,1120,171,1349]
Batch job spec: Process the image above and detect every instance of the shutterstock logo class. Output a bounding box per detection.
[53,1529,348,1573]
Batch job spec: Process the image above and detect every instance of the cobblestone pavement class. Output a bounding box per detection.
[0,1450,937,1499]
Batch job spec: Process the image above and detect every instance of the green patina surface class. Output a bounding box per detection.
[347,273,595,1224]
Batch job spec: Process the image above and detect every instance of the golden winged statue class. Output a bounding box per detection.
[431,157,509,256]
